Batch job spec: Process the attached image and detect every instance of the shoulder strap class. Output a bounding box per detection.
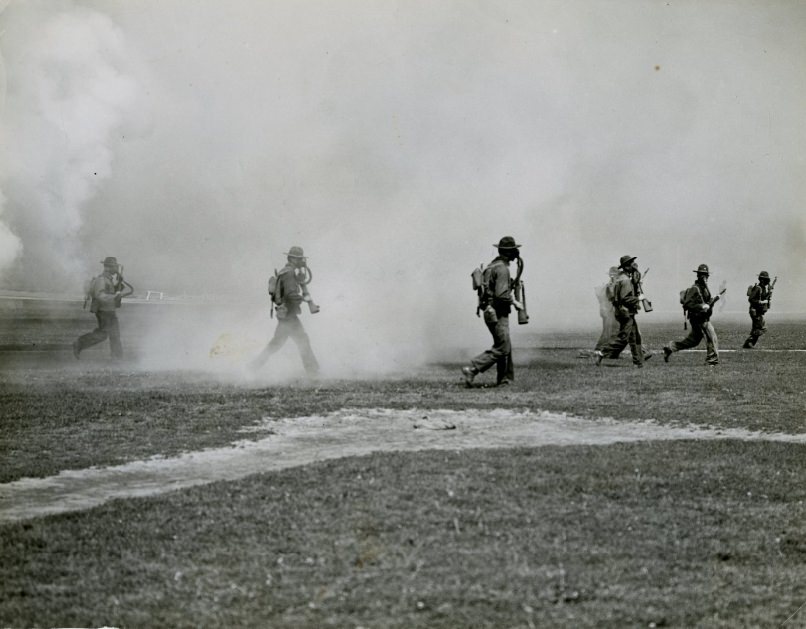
[610,276,628,305]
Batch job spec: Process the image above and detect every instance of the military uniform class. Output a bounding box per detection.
[252,248,319,376]
[663,264,719,366]
[596,256,648,367]
[743,271,772,348]
[462,237,524,387]
[74,257,125,359]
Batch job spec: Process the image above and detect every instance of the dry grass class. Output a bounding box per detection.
[1,320,804,482]
[2,442,804,628]
[1,313,805,627]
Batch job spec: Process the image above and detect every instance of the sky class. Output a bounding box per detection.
[0,0,804,370]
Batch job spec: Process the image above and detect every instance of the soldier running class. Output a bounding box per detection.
[73,256,132,360]
[663,263,722,366]
[743,271,774,349]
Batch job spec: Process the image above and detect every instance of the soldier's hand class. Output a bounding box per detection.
[759,300,768,304]
[512,299,524,311]
[701,304,710,311]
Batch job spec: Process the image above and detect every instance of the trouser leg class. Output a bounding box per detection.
[703,321,719,365]
[670,322,704,352]
[744,310,766,347]
[600,315,630,358]
[496,343,514,384]
[629,319,643,365]
[76,313,110,353]
[605,315,619,345]
[287,316,319,375]
[105,312,123,358]
[252,318,291,368]
[471,313,511,377]
[494,316,513,383]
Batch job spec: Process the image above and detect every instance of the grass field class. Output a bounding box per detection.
[1,304,805,627]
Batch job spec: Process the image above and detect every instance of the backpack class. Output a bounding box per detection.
[471,265,483,292]
[268,269,285,304]
[746,283,756,300]
[471,263,494,315]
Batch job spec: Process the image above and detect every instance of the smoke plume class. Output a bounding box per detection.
[1,0,804,373]
[0,0,140,287]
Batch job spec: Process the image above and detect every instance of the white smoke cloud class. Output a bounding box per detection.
[1,0,804,374]
[0,206,23,274]
[0,3,23,275]
[0,0,140,288]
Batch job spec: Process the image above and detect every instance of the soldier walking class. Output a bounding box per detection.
[73,256,132,360]
[251,246,320,377]
[743,271,774,349]
[594,255,651,368]
[663,263,722,366]
[462,236,525,387]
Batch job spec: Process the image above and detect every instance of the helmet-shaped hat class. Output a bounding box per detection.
[494,236,521,249]
[284,246,305,258]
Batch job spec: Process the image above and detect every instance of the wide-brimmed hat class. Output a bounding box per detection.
[758,271,770,280]
[694,264,710,275]
[618,255,637,269]
[101,256,118,266]
[494,236,521,249]
[284,246,305,258]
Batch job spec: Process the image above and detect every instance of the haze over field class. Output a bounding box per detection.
[0,0,804,369]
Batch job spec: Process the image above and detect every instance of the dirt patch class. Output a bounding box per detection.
[1,407,804,523]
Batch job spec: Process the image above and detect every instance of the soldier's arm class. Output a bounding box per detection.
[619,279,640,309]
[279,271,303,304]
[748,286,767,307]
[91,277,118,307]
[491,265,513,304]
[692,287,711,311]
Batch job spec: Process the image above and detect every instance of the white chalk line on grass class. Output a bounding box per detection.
[664,349,806,353]
[575,348,806,353]
[1,408,804,523]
